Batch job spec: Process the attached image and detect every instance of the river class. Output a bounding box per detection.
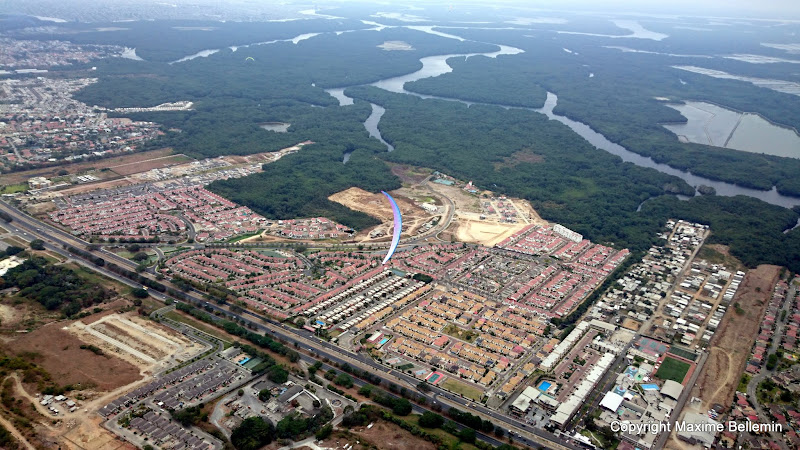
[325,39,800,208]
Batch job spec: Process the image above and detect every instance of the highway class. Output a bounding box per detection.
[0,200,581,449]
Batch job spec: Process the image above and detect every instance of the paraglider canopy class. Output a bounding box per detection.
[245,56,255,61]
[381,191,402,265]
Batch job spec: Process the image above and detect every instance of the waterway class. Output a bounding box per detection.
[663,101,800,159]
[371,44,524,94]
[320,28,800,208]
[260,122,290,132]
[673,65,800,97]
[170,49,219,64]
[119,47,144,61]
[363,104,394,153]
[532,93,800,208]
[785,218,800,234]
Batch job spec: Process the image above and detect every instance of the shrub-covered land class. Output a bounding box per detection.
[2,257,115,317]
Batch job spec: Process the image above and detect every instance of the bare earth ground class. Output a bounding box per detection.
[664,265,780,449]
[0,148,175,184]
[328,187,432,240]
[10,369,141,450]
[108,154,192,176]
[67,312,206,374]
[389,164,433,185]
[8,322,142,391]
[428,183,546,247]
[60,416,136,450]
[453,219,525,247]
[694,265,779,410]
[0,411,35,450]
[322,421,438,450]
[53,177,138,196]
[6,309,208,450]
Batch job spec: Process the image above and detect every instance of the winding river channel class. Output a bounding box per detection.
[326,37,800,209]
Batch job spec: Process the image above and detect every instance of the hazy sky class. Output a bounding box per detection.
[474,0,800,19]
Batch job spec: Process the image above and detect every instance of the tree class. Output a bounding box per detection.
[231,416,275,450]
[238,389,244,396]
[268,365,289,383]
[132,288,149,299]
[391,398,412,416]
[419,411,444,429]
[458,428,476,444]
[5,246,23,256]
[171,405,207,426]
[29,239,45,250]
[258,389,271,401]
[315,423,333,441]
[334,373,354,388]
[132,251,149,262]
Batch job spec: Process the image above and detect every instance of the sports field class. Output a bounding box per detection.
[655,356,690,383]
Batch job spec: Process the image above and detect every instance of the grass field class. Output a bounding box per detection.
[0,183,28,194]
[656,356,691,383]
[228,230,263,243]
[443,324,478,343]
[68,263,131,296]
[404,415,481,450]
[442,378,483,401]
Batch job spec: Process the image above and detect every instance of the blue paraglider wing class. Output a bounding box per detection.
[381,191,402,265]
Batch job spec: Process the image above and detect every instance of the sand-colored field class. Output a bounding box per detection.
[67,313,207,372]
[60,416,136,450]
[454,219,526,247]
[328,187,435,240]
[9,323,141,391]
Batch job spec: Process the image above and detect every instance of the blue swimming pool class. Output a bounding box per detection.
[641,383,659,390]
[238,357,251,365]
[538,381,552,391]
[379,338,389,346]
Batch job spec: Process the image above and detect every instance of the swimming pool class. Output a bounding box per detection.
[641,383,659,390]
[379,338,389,346]
[239,357,251,365]
[538,381,552,391]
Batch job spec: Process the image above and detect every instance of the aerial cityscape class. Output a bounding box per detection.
[1,1,800,449]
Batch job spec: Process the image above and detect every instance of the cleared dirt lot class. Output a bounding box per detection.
[328,187,433,240]
[8,322,142,391]
[323,421,438,450]
[108,154,192,176]
[68,313,206,373]
[693,265,780,410]
[60,416,136,450]
[453,219,526,247]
